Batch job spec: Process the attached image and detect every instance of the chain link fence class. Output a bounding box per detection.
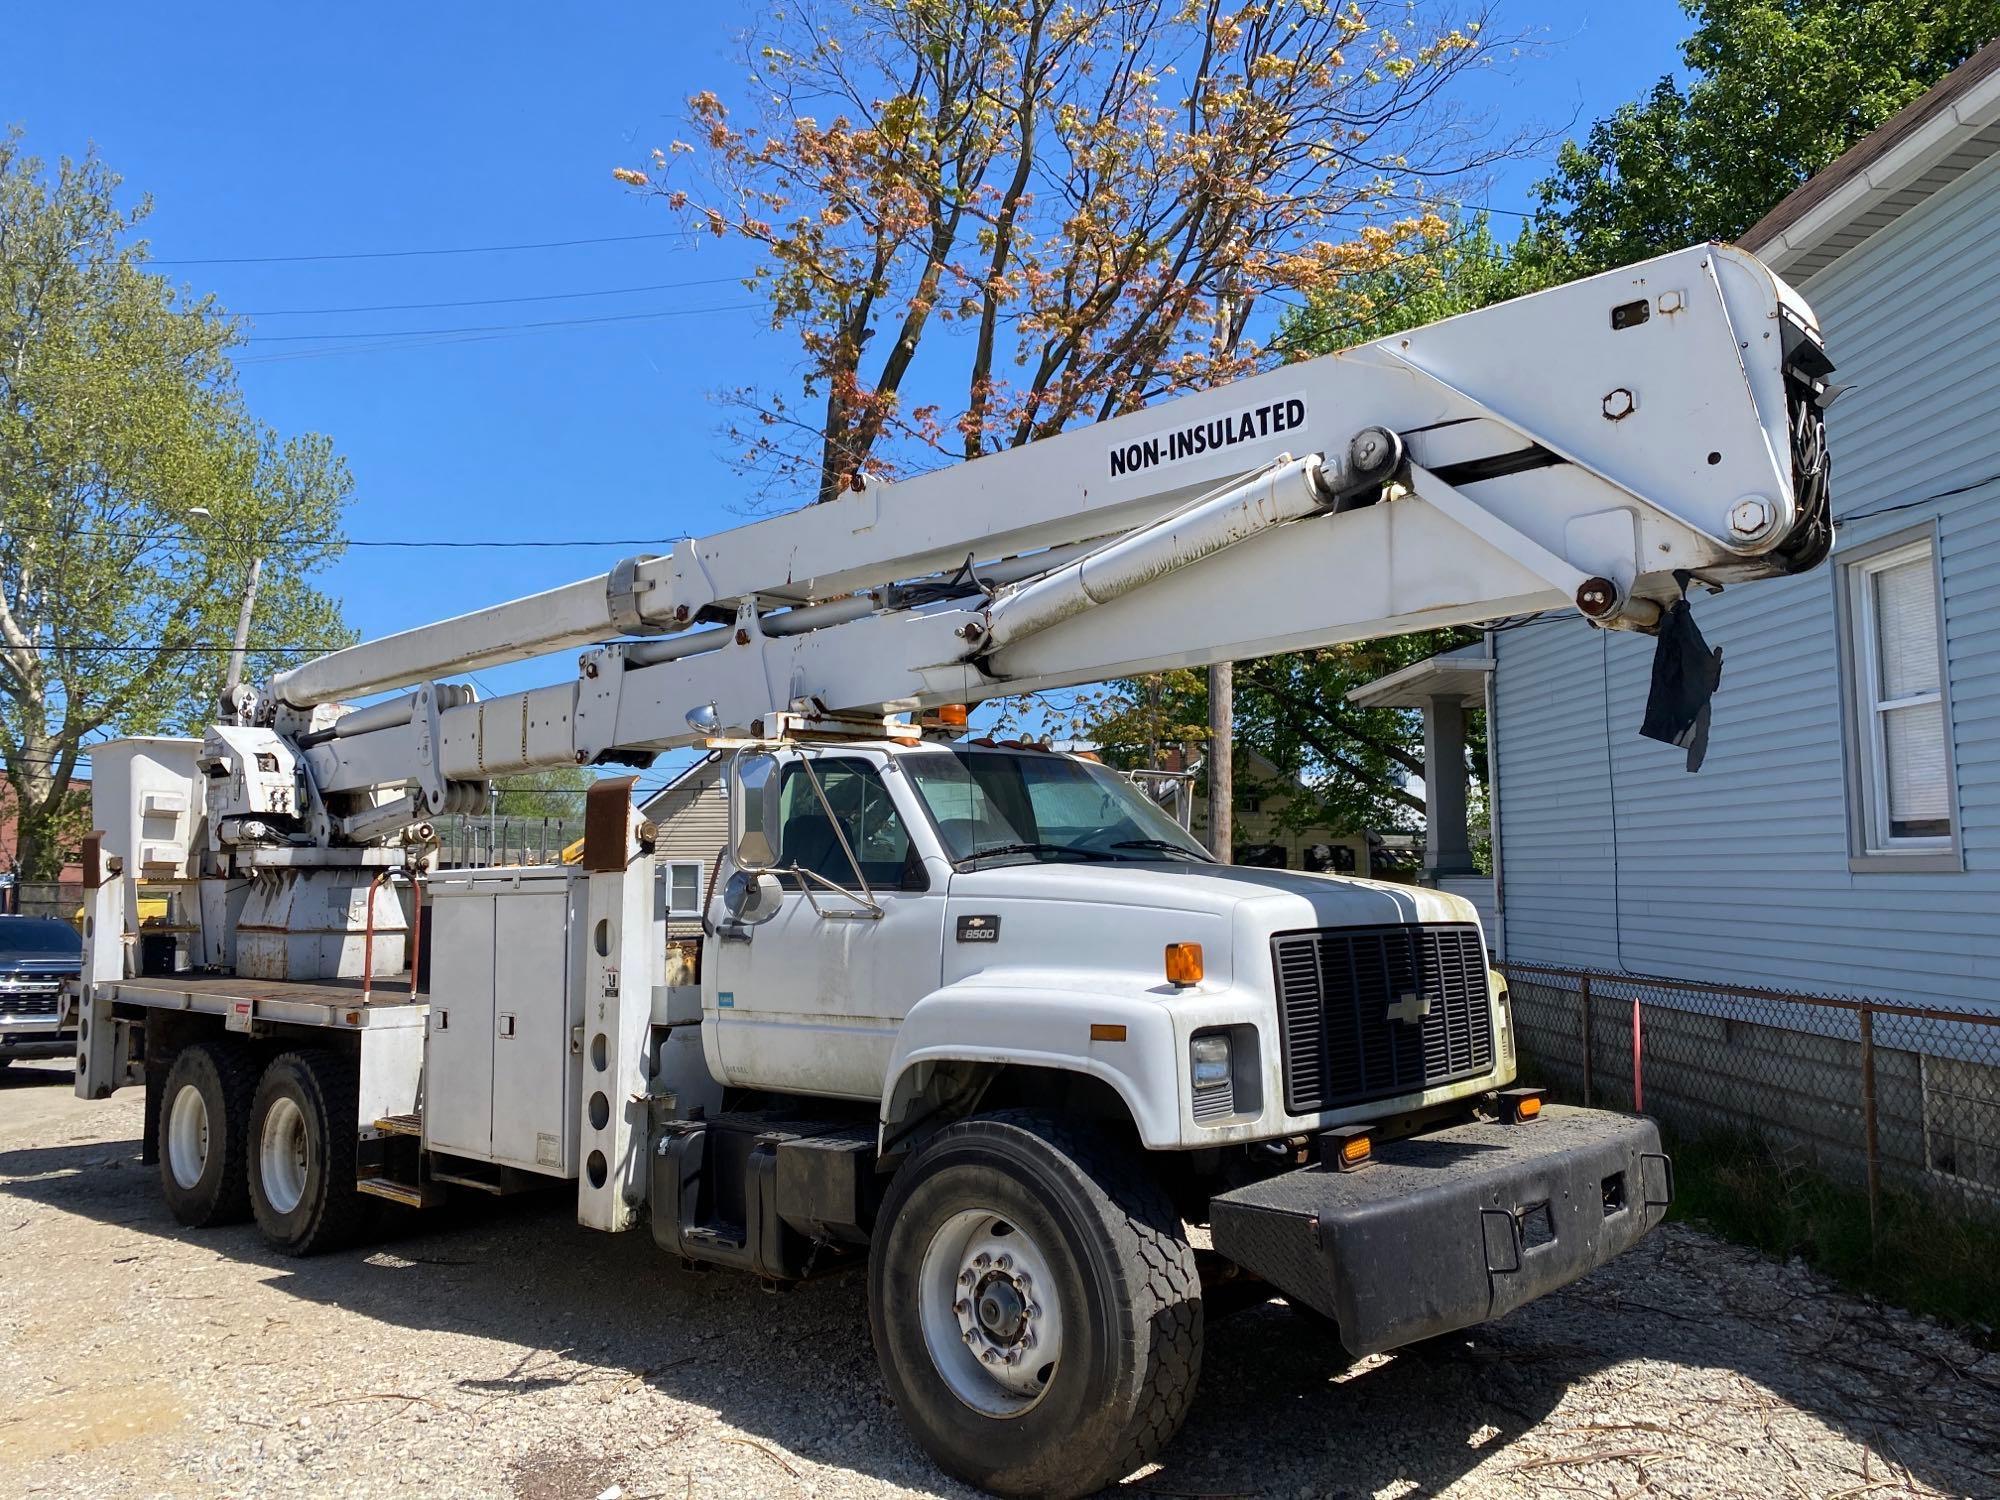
[1501,961,2000,1235]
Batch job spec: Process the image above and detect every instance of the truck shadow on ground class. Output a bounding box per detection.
[2,1132,1992,1499]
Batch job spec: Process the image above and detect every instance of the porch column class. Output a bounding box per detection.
[1424,693,1475,879]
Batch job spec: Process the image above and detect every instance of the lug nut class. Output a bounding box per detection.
[995,1253,1013,1271]
[973,1252,990,1269]
[959,1270,975,1287]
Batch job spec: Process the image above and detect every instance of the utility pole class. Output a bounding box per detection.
[1207,662,1232,861]
[221,555,263,720]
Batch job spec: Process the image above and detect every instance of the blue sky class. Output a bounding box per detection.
[9,1,1691,784]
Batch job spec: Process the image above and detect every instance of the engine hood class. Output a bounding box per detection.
[947,860,1476,928]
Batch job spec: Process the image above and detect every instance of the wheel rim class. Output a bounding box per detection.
[917,1209,1065,1417]
[165,1084,209,1190]
[259,1095,310,1215]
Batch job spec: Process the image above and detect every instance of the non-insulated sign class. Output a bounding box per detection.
[1108,393,1307,481]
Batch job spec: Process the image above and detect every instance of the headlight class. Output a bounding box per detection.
[1190,1033,1231,1090]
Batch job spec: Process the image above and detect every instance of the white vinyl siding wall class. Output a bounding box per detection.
[1491,147,2000,1010]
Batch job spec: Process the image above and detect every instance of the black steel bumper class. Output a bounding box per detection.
[0,1030,75,1061]
[1208,1105,1670,1355]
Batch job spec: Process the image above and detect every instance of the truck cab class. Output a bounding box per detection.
[703,737,1513,1152]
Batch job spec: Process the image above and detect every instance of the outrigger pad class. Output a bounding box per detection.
[1208,1106,1670,1355]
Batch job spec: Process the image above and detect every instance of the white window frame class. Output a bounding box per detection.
[1835,523,1962,873]
[663,860,706,917]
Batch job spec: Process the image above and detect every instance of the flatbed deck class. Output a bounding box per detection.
[99,973,428,1031]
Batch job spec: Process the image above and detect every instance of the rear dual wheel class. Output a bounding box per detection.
[247,1049,371,1256]
[869,1110,1203,1500]
[158,1042,257,1226]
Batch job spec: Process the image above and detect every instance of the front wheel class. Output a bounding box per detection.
[868,1110,1202,1499]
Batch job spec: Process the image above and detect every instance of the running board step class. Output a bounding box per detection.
[357,1176,443,1208]
[373,1113,423,1138]
[428,1168,515,1196]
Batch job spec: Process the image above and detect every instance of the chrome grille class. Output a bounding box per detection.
[1271,924,1493,1114]
[0,988,61,1018]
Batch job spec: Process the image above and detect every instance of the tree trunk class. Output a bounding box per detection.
[1207,662,1233,861]
[9,733,65,881]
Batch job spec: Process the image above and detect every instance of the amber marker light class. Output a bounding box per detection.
[1320,1125,1374,1171]
[936,703,970,727]
[1164,943,1204,987]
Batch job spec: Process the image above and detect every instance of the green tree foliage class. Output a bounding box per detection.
[0,131,353,877]
[491,765,597,821]
[1080,632,1486,838]
[1536,0,2000,274]
[1277,215,1564,354]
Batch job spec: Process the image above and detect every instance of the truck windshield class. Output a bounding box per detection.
[0,918,82,957]
[903,750,1214,866]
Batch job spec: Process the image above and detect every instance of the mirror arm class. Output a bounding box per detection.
[791,862,884,921]
[792,754,883,916]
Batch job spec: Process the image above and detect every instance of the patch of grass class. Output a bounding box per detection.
[1666,1129,2000,1345]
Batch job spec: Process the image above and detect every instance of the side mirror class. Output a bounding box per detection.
[729,749,781,869]
[722,868,784,927]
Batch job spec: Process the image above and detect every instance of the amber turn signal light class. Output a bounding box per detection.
[1164,942,1203,987]
[1500,1087,1546,1124]
[1319,1125,1373,1171]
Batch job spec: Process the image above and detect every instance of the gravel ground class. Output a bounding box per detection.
[1,1058,1996,1500]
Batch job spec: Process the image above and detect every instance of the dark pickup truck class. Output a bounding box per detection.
[0,916,81,1066]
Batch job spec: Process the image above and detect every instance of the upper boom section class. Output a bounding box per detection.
[267,244,1831,711]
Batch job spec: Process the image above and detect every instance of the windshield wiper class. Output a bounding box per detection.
[1108,839,1215,862]
[960,841,1116,866]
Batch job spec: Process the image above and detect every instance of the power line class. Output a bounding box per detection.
[240,276,745,317]
[243,302,761,343]
[5,523,687,549]
[153,228,700,267]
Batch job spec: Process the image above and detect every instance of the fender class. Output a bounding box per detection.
[880,982,1183,1150]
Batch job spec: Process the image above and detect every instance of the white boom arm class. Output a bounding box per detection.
[259,244,1835,829]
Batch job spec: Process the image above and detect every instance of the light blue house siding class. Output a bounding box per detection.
[1492,147,2000,1011]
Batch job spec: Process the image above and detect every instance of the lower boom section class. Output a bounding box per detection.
[1208,1105,1671,1355]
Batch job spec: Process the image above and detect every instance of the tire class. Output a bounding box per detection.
[247,1049,371,1255]
[867,1109,1202,1499]
[157,1041,257,1227]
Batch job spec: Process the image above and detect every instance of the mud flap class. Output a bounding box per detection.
[1208,1105,1670,1355]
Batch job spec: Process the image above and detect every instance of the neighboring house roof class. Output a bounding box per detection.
[1742,40,2000,280]
[638,753,722,821]
[1346,644,1491,710]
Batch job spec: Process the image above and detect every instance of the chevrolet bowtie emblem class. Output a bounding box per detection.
[1386,991,1431,1026]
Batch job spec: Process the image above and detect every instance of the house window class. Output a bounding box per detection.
[1841,531,1958,867]
[664,861,704,917]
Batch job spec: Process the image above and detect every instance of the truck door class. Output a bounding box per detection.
[712,754,946,1100]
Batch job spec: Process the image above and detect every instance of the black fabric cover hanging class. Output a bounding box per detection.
[1640,587,1723,773]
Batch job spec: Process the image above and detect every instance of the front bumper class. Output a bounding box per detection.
[0,1025,75,1060]
[1208,1105,1669,1355]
